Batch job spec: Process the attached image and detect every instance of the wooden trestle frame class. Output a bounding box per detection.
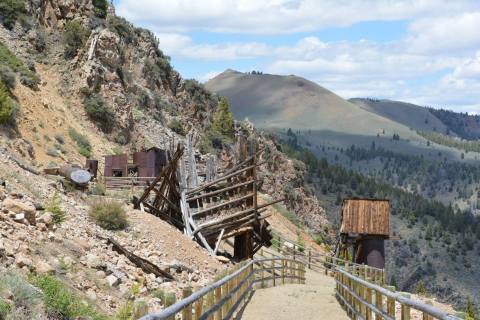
[135,135,282,259]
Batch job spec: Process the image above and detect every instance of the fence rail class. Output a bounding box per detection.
[141,257,306,320]
[335,266,461,320]
[267,233,386,284]
[105,177,156,189]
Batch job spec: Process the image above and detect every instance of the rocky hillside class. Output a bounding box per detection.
[0,0,332,317]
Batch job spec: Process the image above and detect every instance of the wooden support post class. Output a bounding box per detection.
[165,293,176,320]
[401,293,411,320]
[423,301,434,320]
[272,259,276,286]
[182,287,193,320]
[205,291,214,320]
[375,289,383,320]
[281,260,285,284]
[193,287,203,320]
[214,286,222,320]
[365,277,372,320]
[308,249,312,269]
[386,286,396,318]
[261,260,265,288]
[293,244,296,260]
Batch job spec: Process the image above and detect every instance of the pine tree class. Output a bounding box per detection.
[466,297,476,320]
[212,97,234,138]
[0,81,13,124]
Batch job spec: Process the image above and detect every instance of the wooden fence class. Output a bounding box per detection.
[260,233,461,320]
[140,257,306,320]
[267,233,386,284]
[335,267,461,320]
[105,177,156,190]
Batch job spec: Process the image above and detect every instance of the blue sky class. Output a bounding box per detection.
[113,0,480,113]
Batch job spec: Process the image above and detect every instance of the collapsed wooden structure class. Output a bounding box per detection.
[134,134,280,259]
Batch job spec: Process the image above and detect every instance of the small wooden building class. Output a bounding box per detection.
[338,198,390,269]
[104,147,168,178]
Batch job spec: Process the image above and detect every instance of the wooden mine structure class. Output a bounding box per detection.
[134,134,281,260]
[336,198,390,269]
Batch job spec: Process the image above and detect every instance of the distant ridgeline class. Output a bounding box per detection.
[278,132,480,240]
[427,107,480,140]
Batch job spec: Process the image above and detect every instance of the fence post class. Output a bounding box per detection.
[365,277,372,320]
[182,287,193,320]
[386,286,396,318]
[214,286,222,320]
[272,259,276,286]
[423,300,434,320]
[193,286,203,320]
[165,293,176,320]
[400,292,411,320]
[261,260,265,288]
[375,288,382,320]
[281,259,285,284]
[293,244,296,260]
[308,249,311,269]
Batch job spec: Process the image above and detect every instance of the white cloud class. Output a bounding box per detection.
[177,42,270,60]
[155,33,192,55]
[117,0,479,35]
[405,12,480,54]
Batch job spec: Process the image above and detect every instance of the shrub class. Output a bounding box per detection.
[34,28,47,52]
[83,93,115,132]
[0,42,39,89]
[0,81,15,125]
[68,127,92,158]
[0,273,42,307]
[0,65,16,89]
[92,0,109,18]
[91,182,105,196]
[107,16,134,43]
[0,0,26,29]
[63,21,90,59]
[19,70,40,89]
[89,199,128,230]
[45,193,66,224]
[31,275,107,320]
[168,118,185,136]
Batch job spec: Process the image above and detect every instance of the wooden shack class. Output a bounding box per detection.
[104,147,168,178]
[340,198,390,237]
[338,198,390,269]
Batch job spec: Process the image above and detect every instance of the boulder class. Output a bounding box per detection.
[106,274,120,287]
[15,254,33,268]
[0,187,5,200]
[14,213,25,222]
[37,212,54,227]
[3,198,36,224]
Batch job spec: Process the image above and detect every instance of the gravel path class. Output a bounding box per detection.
[240,269,349,320]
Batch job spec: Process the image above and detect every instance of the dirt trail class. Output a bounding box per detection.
[240,270,349,320]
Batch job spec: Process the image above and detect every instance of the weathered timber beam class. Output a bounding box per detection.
[151,187,181,214]
[191,193,254,217]
[186,179,256,202]
[104,237,175,281]
[214,229,225,255]
[194,207,256,234]
[257,198,285,210]
[186,164,257,195]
